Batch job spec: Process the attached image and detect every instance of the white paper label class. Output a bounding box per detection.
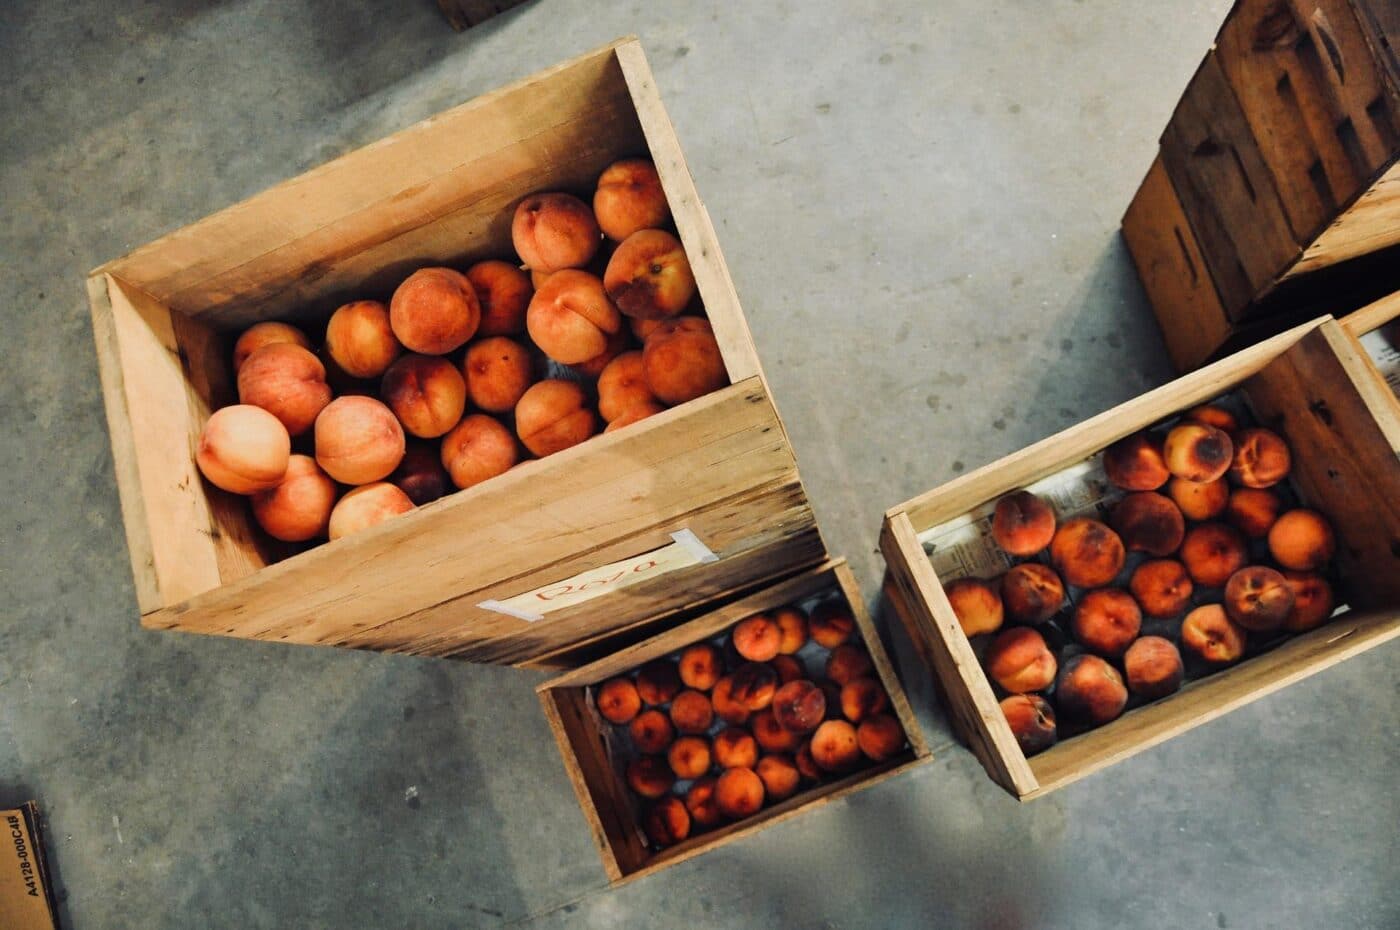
[1358,326,1400,400]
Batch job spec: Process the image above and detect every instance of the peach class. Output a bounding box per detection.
[324,301,401,378]
[596,677,642,724]
[1167,476,1229,521]
[1000,694,1057,756]
[669,689,714,735]
[641,316,727,406]
[233,321,311,372]
[668,736,712,779]
[1128,559,1193,618]
[514,379,597,457]
[856,714,905,762]
[439,414,518,490]
[530,268,552,289]
[1181,604,1247,664]
[1183,404,1239,434]
[604,229,696,320]
[710,676,751,726]
[752,709,801,753]
[991,490,1057,557]
[712,728,759,770]
[596,352,658,423]
[772,680,826,734]
[678,643,723,691]
[944,578,1004,637]
[825,645,874,686]
[771,655,805,684]
[1123,636,1184,699]
[390,441,452,505]
[1281,571,1335,633]
[1226,487,1282,539]
[1179,522,1249,588]
[1110,492,1185,557]
[809,601,856,648]
[1224,566,1295,632]
[818,680,843,720]
[603,401,665,433]
[389,267,480,355]
[572,327,632,378]
[755,754,802,801]
[729,663,778,711]
[512,192,600,274]
[636,659,682,706]
[466,260,532,337]
[195,405,290,494]
[463,336,535,414]
[1268,509,1336,571]
[1071,588,1142,658]
[732,614,782,662]
[1103,431,1170,491]
[1229,428,1291,488]
[380,354,466,439]
[631,315,670,342]
[327,482,413,539]
[237,343,332,436]
[1054,654,1128,726]
[773,606,809,653]
[1049,518,1126,588]
[644,796,690,847]
[626,755,674,799]
[685,776,722,827]
[251,454,337,542]
[714,767,765,819]
[629,709,675,754]
[314,396,406,484]
[795,741,821,780]
[839,677,889,723]
[594,158,670,241]
[1163,423,1234,483]
[526,270,622,365]
[810,720,862,772]
[985,626,1058,691]
[1001,563,1065,625]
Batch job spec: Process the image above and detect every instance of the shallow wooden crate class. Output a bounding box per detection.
[537,560,931,883]
[87,38,823,667]
[881,317,1400,800]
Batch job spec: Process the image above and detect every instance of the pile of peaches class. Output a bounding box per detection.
[193,158,727,543]
[944,402,1339,756]
[591,599,908,850]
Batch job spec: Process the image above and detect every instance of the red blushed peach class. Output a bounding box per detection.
[713,728,759,770]
[773,606,808,653]
[380,354,466,439]
[604,229,696,320]
[1281,571,1335,633]
[594,158,671,241]
[856,714,905,762]
[771,655,805,684]
[669,690,714,735]
[463,337,535,414]
[1128,559,1193,618]
[439,414,517,490]
[810,720,862,772]
[1072,589,1142,658]
[389,267,480,355]
[714,767,765,819]
[572,327,632,378]
[1103,431,1170,491]
[1123,636,1183,699]
[327,483,413,540]
[839,677,889,723]
[512,192,600,274]
[1268,509,1336,572]
[1229,428,1291,488]
[636,659,682,706]
[1163,423,1233,483]
[629,710,675,754]
[603,401,665,433]
[514,379,597,457]
[678,644,723,691]
[1226,487,1282,539]
[809,601,856,648]
[237,343,332,436]
[324,301,401,378]
[641,316,727,405]
[667,736,712,779]
[196,404,290,494]
[466,260,532,337]
[526,270,622,365]
[1050,518,1126,589]
[1224,566,1296,632]
[1110,492,1185,557]
[732,614,782,662]
[1000,694,1057,756]
[390,441,452,505]
[944,578,1004,637]
[1184,403,1239,434]
[1179,522,1249,588]
[1001,564,1066,625]
[755,754,802,801]
[1181,604,1247,664]
[795,741,821,780]
[626,755,674,799]
[315,396,406,484]
[596,352,658,423]
[644,796,690,848]
[1167,476,1229,521]
[752,709,801,753]
[685,776,722,827]
[710,676,751,726]
[730,663,778,711]
[251,454,337,542]
[825,645,874,686]
[233,321,311,372]
[991,490,1057,557]
[985,627,1058,692]
[596,677,642,725]
[772,680,826,734]
[1054,654,1128,726]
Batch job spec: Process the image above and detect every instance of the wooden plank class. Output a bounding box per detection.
[1339,286,1400,338]
[1355,0,1400,85]
[437,0,529,31]
[1287,157,1400,276]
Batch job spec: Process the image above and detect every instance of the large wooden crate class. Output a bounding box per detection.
[881,317,1400,800]
[87,39,824,667]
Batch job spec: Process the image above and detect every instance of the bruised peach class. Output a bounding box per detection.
[1128,559,1193,618]
[466,260,532,337]
[795,740,821,780]
[678,643,723,691]
[636,659,682,706]
[729,663,778,711]
[526,270,622,365]
[684,777,722,827]
[732,614,782,662]
[315,396,406,485]
[771,655,804,684]
[772,680,825,734]
[604,229,696,320]
[755,754,801,801]
[1281,571,1335,633]
[752,709,801,753]
[629,709,675,754]
[1229,428,1291,488]
[1054,654,1128,726]
[196,405,290,494]
[839,677,889,723]
[251,454,337,542]
[324,301,401,378]
[825,645,874,686]
[641,316,727,405]
[440,414,518,490]
[1110,492,1185,557]
[1184,404,1239,434]
[381,354,466,439]
[1268,509,1336,571]
[1000,563,1065,625]
[1224,566,1295,632]
[986,626,1058,691]
[1072,588,1142,658]
[233,321,312,372]
[1226,487,1282,539]
[1000,694,1056,756]
[596,352,658,423]
[327,483,414,540]
[944,578,1004,637]
[603,401,665,433]
[1179,522,1249,588]
[1123,636,1183,699]
[1050,518,1126,589]
[389,267,480,355]
[463,336,535,414]
[626,755,674,799]
[669,690,714,735]
[711,676,751,726]
[856,714,905,762]
[512,192,600,274]
[594,158,670,241]
[514,379,597,457]
[1163,423,1233,483]
[596,677,641,724]
[810,720,862,772]
[809,601,857,648]
[644,796,690,847]
[991,490,1057,557]
[238,343,332,436]
[1167,476,1229,521]
[667,736,712,779]
[714,767,765,819]
[1181,604,1247,664]
[712,727,759,770]
[391,441,451,505]
[773,606,809,653]
[1103,431,1170,491]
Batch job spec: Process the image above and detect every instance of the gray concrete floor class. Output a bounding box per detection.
[2,0,1396,927]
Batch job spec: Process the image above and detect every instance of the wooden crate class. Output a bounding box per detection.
[87,38,825,667]
[881,317,1400,800]
[538,560,931,883]
[1341,289,1400,411]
